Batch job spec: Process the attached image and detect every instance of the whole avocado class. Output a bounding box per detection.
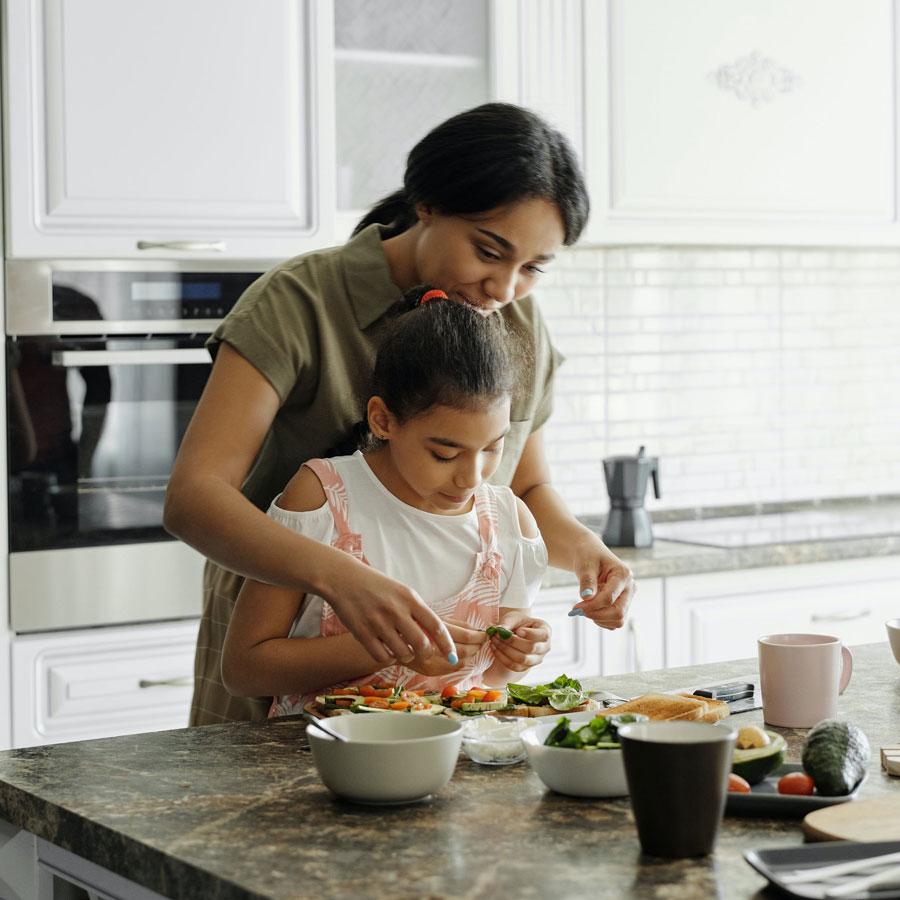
[801,719,870,796]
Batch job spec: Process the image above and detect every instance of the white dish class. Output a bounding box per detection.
[461,715,533,765]
[521,710,629,798]
[307,713,462,805]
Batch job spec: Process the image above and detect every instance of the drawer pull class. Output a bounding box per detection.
[811,609,871,623]
[136,240,225,252]
[138,676,193,688]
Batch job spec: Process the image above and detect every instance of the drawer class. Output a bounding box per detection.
[12,620,199,748]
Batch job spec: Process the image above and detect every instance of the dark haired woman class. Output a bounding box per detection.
[164,103,635,726]
[221,287,552,712]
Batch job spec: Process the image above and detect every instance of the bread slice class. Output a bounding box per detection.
[599,692,707,722]
[679,693,730,723]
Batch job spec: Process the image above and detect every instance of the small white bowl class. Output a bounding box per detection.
[461,715,532,765]
[307,713,462,804]
[886,618,900,666]
[521,712,629,798]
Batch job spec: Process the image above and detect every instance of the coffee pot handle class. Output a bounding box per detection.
[650,460,661,499]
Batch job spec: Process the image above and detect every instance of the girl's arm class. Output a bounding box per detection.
[510,427,635,630]
[164,342,455,666]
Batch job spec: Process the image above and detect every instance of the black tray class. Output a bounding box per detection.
[745,840,900,899]
[726,763,864,818]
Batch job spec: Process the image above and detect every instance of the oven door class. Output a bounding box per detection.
[7,334,212,631]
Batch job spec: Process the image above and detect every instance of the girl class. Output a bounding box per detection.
[165,102,634,726]
[221,288,551,712]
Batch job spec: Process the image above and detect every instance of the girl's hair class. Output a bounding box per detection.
[353,102,589,246]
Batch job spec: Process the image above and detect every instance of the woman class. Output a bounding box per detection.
[164,102,635,726]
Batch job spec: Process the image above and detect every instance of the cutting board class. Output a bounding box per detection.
[803,795,900,842]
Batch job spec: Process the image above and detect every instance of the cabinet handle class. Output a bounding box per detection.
[628,619,643,672]
[138,676,193,688]
[136,240,225,252]
[811,609,871,623]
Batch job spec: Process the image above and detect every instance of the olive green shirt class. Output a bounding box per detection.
[190,224,563,726]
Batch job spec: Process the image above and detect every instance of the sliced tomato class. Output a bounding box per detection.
[412,701,431,710]
[358,685,376,697]
[466,689,487,702]
[482,690,502,703]
[727,773,752,793]
[332,688,359,696]
[389,701,410,711]
[441,685,461,699]
[364,697,390,709]
[450,698,465,709]
[334,698,353,707]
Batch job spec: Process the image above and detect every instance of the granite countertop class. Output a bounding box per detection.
[0,642,897,900]
[544,495,900,587]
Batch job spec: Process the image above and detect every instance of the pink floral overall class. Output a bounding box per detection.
[269,457,502,717]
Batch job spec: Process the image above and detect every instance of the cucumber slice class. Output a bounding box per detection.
[460,700,511,711]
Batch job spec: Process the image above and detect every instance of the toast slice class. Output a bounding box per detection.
[599,692,707,722]
[679,693,730,722]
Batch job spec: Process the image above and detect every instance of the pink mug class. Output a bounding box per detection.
[758,633,853,728]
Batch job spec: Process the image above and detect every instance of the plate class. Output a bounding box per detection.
[745,840,900,899]
[727,762,865,818]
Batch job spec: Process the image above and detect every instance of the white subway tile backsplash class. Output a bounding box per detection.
[539,245,900,512]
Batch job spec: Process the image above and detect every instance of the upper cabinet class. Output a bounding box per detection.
[4,0,333,260]
[582,0,900,246]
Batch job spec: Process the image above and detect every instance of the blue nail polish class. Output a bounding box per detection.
[581,588,593,598]
[567,609,585,618]
[447,652,459,664]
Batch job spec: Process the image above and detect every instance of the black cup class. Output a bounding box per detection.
[618,721,736,858]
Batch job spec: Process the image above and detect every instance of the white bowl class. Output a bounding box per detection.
[886,618,900,666]
[521,711,629,798]
[461,715,532,765]
[307,713,463,804]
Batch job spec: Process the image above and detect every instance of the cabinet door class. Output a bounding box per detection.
[600,577,664,675]
[584,0,898,246]
[666,557,900,667]
[5,0,332,259]
[11,620,199,749]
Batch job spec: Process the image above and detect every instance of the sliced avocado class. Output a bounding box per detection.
[732,731,786,785]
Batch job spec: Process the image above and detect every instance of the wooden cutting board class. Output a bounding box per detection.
[803,795,900,842]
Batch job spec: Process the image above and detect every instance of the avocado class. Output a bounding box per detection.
[801,719,870,796]
[732,731,786,785]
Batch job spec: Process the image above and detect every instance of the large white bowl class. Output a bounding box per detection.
[307,713,463,804]
[521,711,629,798]
[887,618,900,666]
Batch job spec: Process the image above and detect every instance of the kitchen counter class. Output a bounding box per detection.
[1,642,897,900]
[545,495,900,587]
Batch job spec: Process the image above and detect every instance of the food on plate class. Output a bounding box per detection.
[543,712,648,749]
[732,730,786,785]
[801,719,871,796]
[505,675,601,717]
[727,773,752,793]
[777,772,815,795]
[736,726,770,749]
[600,691,729,723]
[485,625,513,639]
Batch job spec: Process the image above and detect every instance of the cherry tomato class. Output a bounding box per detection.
[441,685,460,700]
[728,773,752,793]
[777,772,815,795]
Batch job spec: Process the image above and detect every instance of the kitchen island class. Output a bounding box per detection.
[0,642,897,900]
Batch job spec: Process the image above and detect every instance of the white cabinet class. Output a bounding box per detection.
[11,620,198,749]
[600,576,665,675]
[666,556,900,667]
[583,0,899,246]
[4,0,333,260]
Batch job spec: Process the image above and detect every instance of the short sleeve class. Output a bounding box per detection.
[266,492,334,545]
[499,534,548,609]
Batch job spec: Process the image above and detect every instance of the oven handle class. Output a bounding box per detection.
[51,348,211,367]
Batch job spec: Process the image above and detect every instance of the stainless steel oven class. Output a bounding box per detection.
[5,260,265,633]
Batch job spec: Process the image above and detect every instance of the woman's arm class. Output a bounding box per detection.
[164,342,455,665]
[510,428,635,630]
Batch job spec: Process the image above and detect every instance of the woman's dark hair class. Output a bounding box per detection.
[353,102,589,245]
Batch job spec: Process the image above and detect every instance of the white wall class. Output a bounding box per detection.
[538,246,900,515]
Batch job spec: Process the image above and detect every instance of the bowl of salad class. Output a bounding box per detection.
[521,711,648,798]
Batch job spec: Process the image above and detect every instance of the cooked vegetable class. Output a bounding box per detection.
[543,712,648,749]
[736,726,771,749]
[801,719,870,796]
[732,731,786,785]
[508,675,588,711]
[777,772,815,795]
[727,773,752,793]
[486,625,513,639]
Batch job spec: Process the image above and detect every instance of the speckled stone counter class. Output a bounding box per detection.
[540,496,900,587]
[1,643,897,900]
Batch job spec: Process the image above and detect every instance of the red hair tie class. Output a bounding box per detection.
[419,288,448,306]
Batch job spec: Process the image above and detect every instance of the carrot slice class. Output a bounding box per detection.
[364,697,390,708]
[358,685,376,696]
[332,688,359,696]
[335,698,353,707]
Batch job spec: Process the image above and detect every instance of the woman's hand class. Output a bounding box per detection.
[403,617,486,677]
[565,532,635,630]
[489,613,552,674]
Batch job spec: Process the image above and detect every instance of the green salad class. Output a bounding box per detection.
[507,674,588,712]
[544,712,648,750]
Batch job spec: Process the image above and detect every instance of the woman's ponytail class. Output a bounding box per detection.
[352,189,416,237]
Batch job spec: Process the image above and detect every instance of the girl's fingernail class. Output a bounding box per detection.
[447,652,459,664]
[581,588,594,598]
[567,609,585,618]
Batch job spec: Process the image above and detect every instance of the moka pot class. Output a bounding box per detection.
[601,446,660,548]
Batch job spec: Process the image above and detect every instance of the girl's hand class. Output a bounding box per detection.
[566,533,635,630]
[489,614,552,673]
[404,617,486,677]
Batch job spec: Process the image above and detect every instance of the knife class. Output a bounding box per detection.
[673,679,761,714]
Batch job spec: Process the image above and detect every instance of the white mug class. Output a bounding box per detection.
[758,633,852,728]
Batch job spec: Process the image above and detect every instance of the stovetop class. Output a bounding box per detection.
[651,507,900,548]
